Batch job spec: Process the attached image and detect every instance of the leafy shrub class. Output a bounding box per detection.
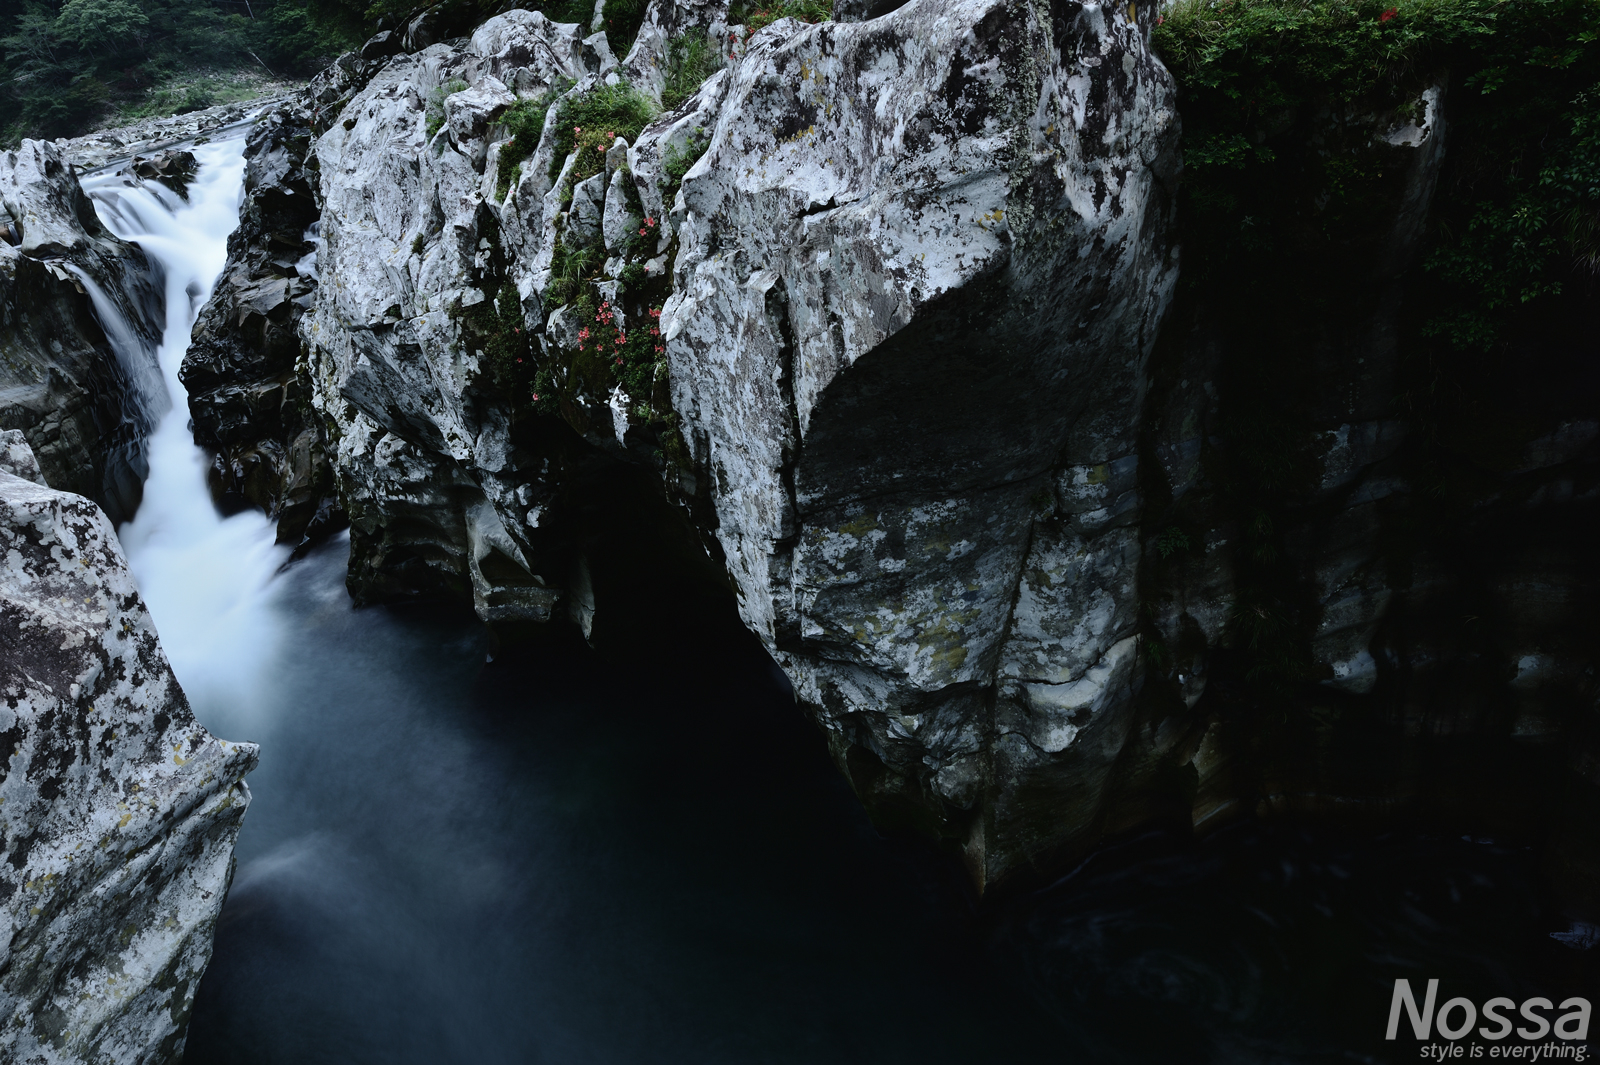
[424,78,468,141]
[660,28,723,111]
[494,79,572,200]
[545,80,658,184]
[727,0,832,34]
[598,0,649,59]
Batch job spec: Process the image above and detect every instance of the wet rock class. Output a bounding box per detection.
[0,443,256,1064]
[180,101,343,549]
[122,149,198,199]
[0,139,166,524]
[361,29,404,61]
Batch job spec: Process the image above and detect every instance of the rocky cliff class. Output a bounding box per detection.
[0,141,166,526]
[181,105,343,549]
[0,435,257,1064]
[183,0,1598,893]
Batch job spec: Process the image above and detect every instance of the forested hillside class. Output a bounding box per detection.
[0,0,623,142]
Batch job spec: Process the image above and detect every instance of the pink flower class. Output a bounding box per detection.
[532,393,540,400]
[650,326,659,336]
[579,327,590,340]
[645,216,655,225]
[615,357,623,365]
[640,227,647,235]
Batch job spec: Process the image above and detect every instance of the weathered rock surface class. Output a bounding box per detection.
[0,442,256,1064]
[0,140,166,525]
[180,103,344,549]
[174,0,1599,894]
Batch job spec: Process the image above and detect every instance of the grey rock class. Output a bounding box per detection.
[361,29,404,61]
[565,171,607,250]
[601,168,639,254]
[0,448,256,1064]
[0,139,166,524]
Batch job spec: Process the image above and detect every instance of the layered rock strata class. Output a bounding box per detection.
[0,438,257,1064]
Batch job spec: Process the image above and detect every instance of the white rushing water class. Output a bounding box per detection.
[81,138,288,730]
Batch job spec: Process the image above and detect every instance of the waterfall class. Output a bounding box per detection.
[79,140,288,729]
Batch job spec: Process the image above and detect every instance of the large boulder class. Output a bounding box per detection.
[657,0,1178,883]
[0,443,257,1064]
[180,103,343,550]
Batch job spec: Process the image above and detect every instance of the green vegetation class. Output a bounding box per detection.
[1147,0,1600,705]
[493,78,571,200]
[727,0,831,34]
[660,130,709,203]
[424,77,466,140]
[596,0,647,59]
[0,0,371,141]
[1154,0,1599,346]
[660,28,722,111]
[544,80,656,183]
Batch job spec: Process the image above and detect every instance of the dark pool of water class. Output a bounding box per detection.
[183,540,1597,1065]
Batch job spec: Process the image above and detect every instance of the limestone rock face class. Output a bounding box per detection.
[0,140,166,525]
[657,0,1178,879]
[273,0,1180,883]
[151,0,1600,895]
[0,448,256,1064]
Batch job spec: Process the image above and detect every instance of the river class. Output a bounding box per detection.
[74,130,1593,1065]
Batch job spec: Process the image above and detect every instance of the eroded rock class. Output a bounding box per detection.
[0,446,256,1064]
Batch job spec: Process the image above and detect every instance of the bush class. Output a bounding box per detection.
[660,28,722,112]
[544,80,657,184]
[1153,0,1600,346]
[424,77,468,141]
[727,0,832,34]
[494,79,572,200]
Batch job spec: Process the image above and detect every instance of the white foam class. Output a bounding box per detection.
[83,139,288,735]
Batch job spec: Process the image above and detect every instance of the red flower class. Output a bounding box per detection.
[615,357,623,365]
[1379,6,1397,19]
[533,393,540,401]
[639,227,647,235]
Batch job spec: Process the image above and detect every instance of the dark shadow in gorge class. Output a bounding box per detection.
[181,507,1065,1064]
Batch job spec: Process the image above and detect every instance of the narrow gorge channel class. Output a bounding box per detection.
[60,132,1591,1065]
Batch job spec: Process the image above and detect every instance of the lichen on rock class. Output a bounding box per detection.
[0,443,256,1064]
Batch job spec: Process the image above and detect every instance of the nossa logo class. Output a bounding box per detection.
[1387,980,1592,1043]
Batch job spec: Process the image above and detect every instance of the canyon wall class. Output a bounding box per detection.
[186,0,1597,891]
[0,436,257,1064]
[0,142,166,525]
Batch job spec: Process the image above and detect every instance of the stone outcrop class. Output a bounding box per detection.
[0,140,166,526]
[180,103,343,549]
[178,0,1599,893]
[261,0,1182,885]
[0,439,257,1064]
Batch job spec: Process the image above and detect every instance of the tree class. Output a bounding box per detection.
[54,0,147,52]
